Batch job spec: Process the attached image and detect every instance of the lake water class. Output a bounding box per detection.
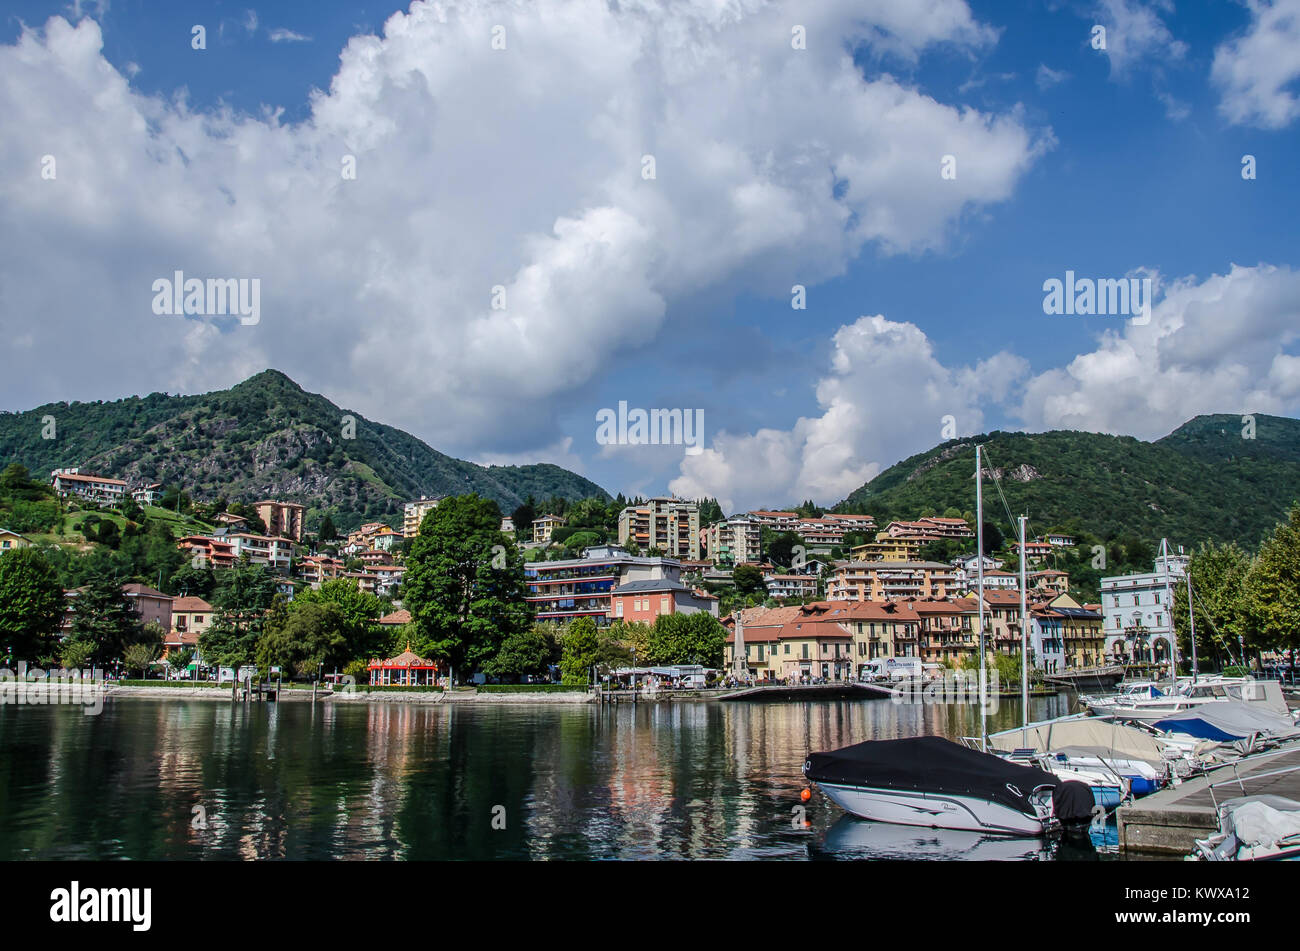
[0,693,1114,861]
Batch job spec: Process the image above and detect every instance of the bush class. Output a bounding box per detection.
[477,684,584,693]
[350,684,443,693]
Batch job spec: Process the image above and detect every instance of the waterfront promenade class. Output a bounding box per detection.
[1118,739,1300,855]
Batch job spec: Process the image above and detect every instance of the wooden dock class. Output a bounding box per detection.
[1117,739,1300,855]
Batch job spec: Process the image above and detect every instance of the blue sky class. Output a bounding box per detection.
[2,1,1298,511]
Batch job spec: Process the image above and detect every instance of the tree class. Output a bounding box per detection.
[1242,505,1300,658]
[256,601,349,678]
[511,498,537,540]
[484,625,558,680]
[59,638,95,670]
[1172,540,1251,667]
[560,617,600,685]
[0,547,66,663]
[319,514,338,541]
[200,562,280,671]
[765,530,801,568]
[123,642,160,678]
[168,646,195,678]
[68,574,140,666]
[402,494,531,678]
[292,577,385,662]
[645,612,727,667]
[733,564,766,596]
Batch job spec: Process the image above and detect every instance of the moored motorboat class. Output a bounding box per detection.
[803,735,1083,836]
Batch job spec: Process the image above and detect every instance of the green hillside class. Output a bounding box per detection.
[836,414,1300,550]
[0,370,608,532]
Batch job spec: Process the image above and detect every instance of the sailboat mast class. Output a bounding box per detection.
[976,445,986,751]
[1019,514,1028,744]
[1161,538,1178,682]
[1186,571,1198,683]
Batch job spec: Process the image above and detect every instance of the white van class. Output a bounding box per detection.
[861,657,922,683]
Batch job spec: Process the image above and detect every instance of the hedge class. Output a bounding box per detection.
[117,680,225,688]
[347,685,444,693]
[477,684,587,693]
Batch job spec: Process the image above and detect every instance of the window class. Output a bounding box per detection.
[784,644,790,655]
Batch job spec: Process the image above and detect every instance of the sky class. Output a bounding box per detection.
[1,0,1298,512]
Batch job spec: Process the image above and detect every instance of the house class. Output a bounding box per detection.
[131,483,163,506]
[297,555,345,587]
[724,603,856,682]
[1030,569,1070,597]
[793,518,845,549]
[171,596,214,636]
[0,528,31,552]
[372,564,405,596]
[532,514,566,545]
[609,579,720,622]
[176,535,237,570]
[500,516,515,534]
[121,583,174,632]
[213,512,248,528]
[378,609,412,626]
[850,536,923,563]
[764,573,819,601]
[51,469,126,505]
[253,500,305,542]
[1046,533,1076,547]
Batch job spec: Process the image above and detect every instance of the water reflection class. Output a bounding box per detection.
[0,693,1109,861]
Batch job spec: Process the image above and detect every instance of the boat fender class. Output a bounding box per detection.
[1053,780,1096,825]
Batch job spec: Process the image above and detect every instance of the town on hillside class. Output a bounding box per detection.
[2,462,1287,690]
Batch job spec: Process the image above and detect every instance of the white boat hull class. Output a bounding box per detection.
[817,782,1050,836]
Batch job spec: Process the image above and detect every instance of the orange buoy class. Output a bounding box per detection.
[800,787,812,802]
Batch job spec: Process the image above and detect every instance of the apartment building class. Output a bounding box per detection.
[227,533,294,572]
[403,496,444,537]
[764,573,819,601]
[254,500,305,542]
[912,598,979,666]
[372,563,405,597]
[1100,551,1188,665]
[826,560,958,601]
[524,544,682,626]
[850,536,923,563]
[747,510,798,530]
[882,517,974,541]
[176,535,237,570]
[617,498,700,560]
[794,518,844,549]
[298,555,345,587]
[51,469,126,505]
[703,516,761,565]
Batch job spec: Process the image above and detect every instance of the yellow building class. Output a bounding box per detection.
[0,528,31,552]
[850,536,923,562]
[532,514,566,544]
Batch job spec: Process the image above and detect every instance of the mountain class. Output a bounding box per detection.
[0,370,608,530]
[835,414,1300,550]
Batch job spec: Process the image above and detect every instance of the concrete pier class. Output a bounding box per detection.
[1117,739,1300,855]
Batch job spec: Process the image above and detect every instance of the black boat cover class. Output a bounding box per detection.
[803,735,1061,817]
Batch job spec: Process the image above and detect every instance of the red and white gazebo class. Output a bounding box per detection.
[367,643,446,686]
